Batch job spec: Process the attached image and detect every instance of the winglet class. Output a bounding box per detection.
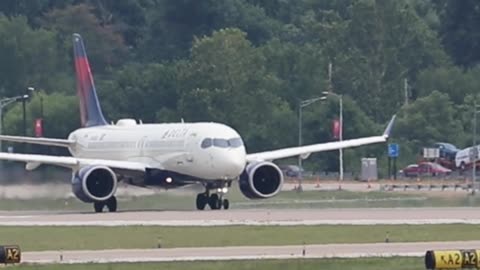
[383,115,396,138]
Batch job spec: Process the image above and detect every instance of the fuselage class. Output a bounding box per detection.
[67,119,247,180]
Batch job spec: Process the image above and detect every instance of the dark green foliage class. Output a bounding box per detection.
[0,0,477,173]
[440,0,480,67]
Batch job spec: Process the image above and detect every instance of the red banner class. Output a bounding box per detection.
[332,118,340,139]
[34,118,43,137]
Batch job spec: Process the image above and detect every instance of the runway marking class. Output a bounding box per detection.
[0,215,32,219]
[0,219,480,226]
[234,196,427,206]
[21,241,480,264]
[22,253,425,264]
[2,208,480,226]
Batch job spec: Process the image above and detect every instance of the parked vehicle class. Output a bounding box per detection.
[418,143,458,170]
[434,142,459,161]
[455,145,480,170]
[400,162,452,177]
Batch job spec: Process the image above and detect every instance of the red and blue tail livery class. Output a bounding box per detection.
[73,33,108,127]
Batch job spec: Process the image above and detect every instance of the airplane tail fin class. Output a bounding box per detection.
[72,33,108,127]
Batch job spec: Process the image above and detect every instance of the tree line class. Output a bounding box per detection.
[0,0,478,176]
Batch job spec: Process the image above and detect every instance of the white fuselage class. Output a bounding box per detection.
[67,119,247,180]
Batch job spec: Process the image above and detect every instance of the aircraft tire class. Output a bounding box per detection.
[209,194,221,210]
[196,193,207,210]
[106,196,117,212]
[94,202,104,213]
[222,199,229,210]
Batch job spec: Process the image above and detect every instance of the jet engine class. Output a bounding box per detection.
[239,161,284,199]
[72,165,118,203]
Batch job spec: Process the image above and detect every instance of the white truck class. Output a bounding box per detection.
[455,145,480,170]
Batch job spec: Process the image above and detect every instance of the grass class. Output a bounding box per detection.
[3,224,480,251]
[1,186,480,211]
[9,257,423,270]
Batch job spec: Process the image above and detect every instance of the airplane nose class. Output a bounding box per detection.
[226,153,246,176]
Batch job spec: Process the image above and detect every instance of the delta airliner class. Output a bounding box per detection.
[0,34,395,212]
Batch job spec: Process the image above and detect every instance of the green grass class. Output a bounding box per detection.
[10,257,423,270]
[4,224,480,251]
[2,188,480,211]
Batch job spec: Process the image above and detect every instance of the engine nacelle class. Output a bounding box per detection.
[239,161,284,199]
[72,165,118,203]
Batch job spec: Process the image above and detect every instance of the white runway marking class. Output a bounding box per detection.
[21,241,480,264]
[1,208,480,226]
[0,215,32,219]
[21,253,425,264]
[1,219,480,226]
[234,196,427,206]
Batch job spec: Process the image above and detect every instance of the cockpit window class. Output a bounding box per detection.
[213,138,229,148]
[202,137,244,149]
[201,138,212,148]
[228,138,243,148]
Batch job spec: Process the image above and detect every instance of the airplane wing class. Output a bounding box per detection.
[0,135,74,148]
[246,115,396,162]
[0,152,146,172]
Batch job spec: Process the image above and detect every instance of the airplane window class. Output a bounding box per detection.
[213,138,229,148]
[201,138,212,148]
[228,138,243,148]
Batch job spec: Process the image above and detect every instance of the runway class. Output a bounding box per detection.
[21,241,480,264]
[6,208,480,264]
[2,207,480,226]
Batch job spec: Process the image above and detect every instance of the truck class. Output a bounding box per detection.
[455,145,480,170]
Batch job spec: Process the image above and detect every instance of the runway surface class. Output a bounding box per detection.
[6,207,480,264]
[21,241,480,264]
[2,207,480,226]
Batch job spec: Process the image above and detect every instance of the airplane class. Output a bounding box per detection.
[0,33,396,213]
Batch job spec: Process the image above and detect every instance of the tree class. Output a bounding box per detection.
[0,0,75,23]
[261,40,329,109]
[98,62,179,123]
[40,4,128,73]
[0,15,62,97]
[139,0,280,61]
[456,93,480,149]
[440,0,480,67]
[3,92,79,139]
[416,66,480,105]
[395,91,464,148]
[82,0,154,48]
[0,0,472,174]
[302,95,384,173]
[330,0,448,122]
[178,28,290,151]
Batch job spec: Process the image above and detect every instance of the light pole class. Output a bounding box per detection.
[20,87,35,153]
[22,87,35,137]
[0,94,29,152]
[298,96,327,191]
[321,91,343,181]
[472,101,480,194]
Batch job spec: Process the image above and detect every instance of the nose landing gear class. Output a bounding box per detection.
[196,182,230,210]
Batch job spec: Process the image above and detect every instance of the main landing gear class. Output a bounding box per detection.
[196,182,231,210]
[93,196,117,213]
